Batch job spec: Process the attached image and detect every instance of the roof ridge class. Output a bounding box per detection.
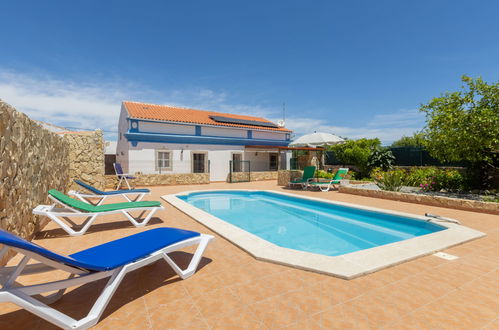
[123,100,195,110]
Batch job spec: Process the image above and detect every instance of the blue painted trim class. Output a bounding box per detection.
[247,130,252,139]
[130,119,139,132]
[124,132,290,147]
[195,126,201,136]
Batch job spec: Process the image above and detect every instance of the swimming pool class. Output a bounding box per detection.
[164,190,485,279]
[178,190,445,256]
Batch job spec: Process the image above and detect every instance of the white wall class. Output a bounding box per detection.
[252,131,287,140]
[244,151,274,171]
[284,151,292,170]
[139,121,195,135]
[126,142,244,181]
[202,126,247,138]
[116,105,130,172]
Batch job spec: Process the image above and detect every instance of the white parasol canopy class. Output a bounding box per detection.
[289,132,345,147]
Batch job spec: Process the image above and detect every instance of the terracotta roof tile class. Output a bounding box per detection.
[123,101,291,132]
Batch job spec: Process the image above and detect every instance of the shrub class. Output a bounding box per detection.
[482,195,499,203]
[404,167,439,187]
[367,148,395,171]
[328,138,380,178]
[420,169,464,192]
[316,169,353,180]
[316,170,333,179]
[372,168,405,192]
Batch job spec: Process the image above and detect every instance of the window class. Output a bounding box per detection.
[192,152,208,173]
[156,150,172,171]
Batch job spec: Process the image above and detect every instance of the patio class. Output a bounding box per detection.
[1,181,497,329]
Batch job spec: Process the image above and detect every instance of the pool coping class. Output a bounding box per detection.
[162,189,486,279]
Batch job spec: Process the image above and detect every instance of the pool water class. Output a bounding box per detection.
[179,191,446,256]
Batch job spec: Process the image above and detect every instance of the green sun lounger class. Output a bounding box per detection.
[308,168,349,192]
[33,189,164,236]
[288,166,316,189]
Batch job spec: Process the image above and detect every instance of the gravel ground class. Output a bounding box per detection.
[349,183,498,202]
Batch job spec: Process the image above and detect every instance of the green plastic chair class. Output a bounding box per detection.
[289,166,316,189]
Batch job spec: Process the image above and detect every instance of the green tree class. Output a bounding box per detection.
[391,132,426,148]
[420,76,499,188]
[328,138,380,177]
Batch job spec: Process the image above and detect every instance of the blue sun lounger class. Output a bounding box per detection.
[0,228,214,329]
[69,179,150,205]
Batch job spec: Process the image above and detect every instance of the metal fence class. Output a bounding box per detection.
[388,147,465,167]
[229,160,251,183]
[324,148,465,167]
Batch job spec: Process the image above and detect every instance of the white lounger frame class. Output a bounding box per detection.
[0,234,214,330]
[33,196,164,236]
[308,180,340,192]
[68,190,150,205]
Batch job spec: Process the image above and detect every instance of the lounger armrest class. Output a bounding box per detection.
[33,205,55,215]
[33,205,75,215]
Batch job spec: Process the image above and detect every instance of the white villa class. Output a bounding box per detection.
[116,101,294,181]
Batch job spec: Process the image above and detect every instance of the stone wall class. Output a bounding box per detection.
[64,130,105,191]
[338,185,499,215]
[0,101,69,263]
[277,170,304,186]
[105,173,210,188]
[228,171,278,183]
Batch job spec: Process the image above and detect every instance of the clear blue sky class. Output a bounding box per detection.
[0,0,498,143]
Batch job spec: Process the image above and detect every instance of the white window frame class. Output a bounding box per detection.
[155,150,173,171]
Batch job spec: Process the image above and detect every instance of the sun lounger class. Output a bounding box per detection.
[307,168,349,192]
[0,227,214,329]
[33,189,164,236]
[68,179,150,205]
[288,166,316,189]
[113,163,136,190]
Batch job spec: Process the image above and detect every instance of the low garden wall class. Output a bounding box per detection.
[64,130,105,191]
[228,171,278,183]
[277,170,304,186]
[338,185,499,215]
[0,101,70,264]
[105,173,210,188]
